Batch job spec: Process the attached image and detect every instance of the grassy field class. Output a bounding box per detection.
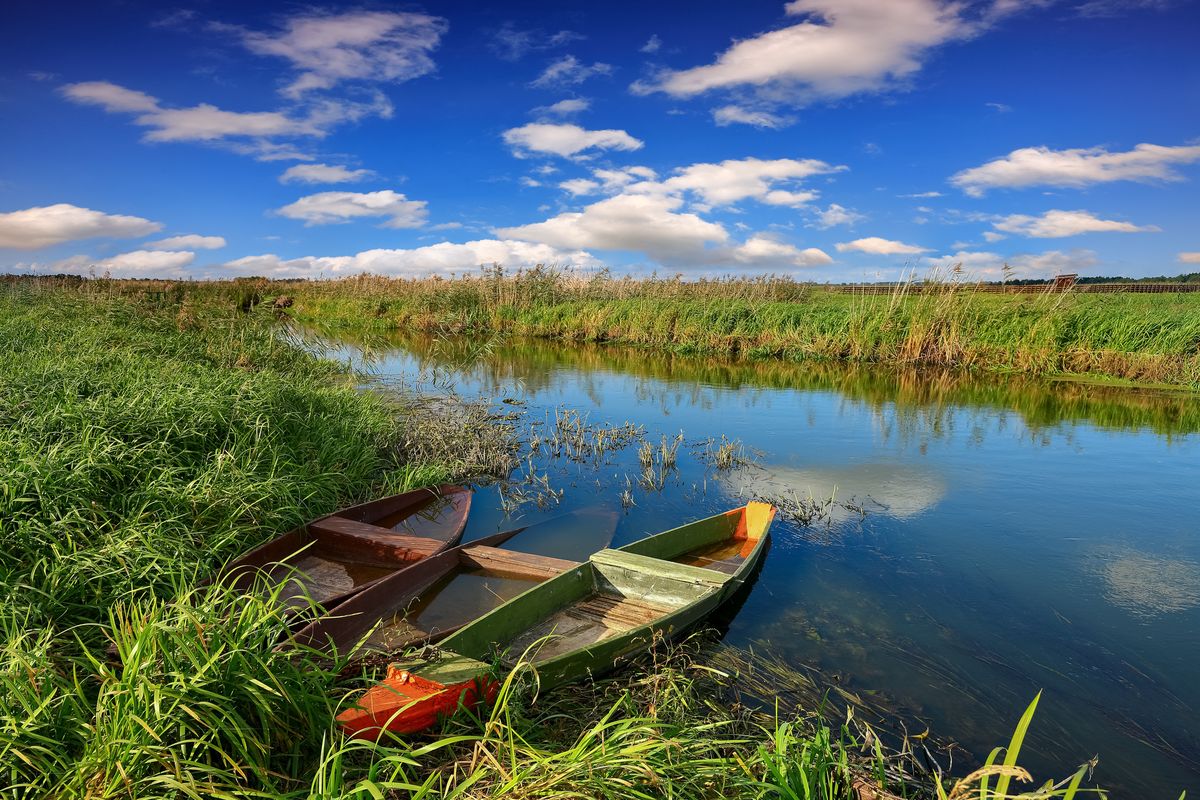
[281,269,1200,389]
[1,278,1106,799]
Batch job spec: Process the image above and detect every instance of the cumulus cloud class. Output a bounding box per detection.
[951,142,1200,196]
[932,248,1099,279]
[632,0,972,105]
[659,157,838,206]
[733,236,833,266]
[147,234,226,250]
[836,237,930,255]
[279,163,375,184]
[1178,252,1200,264]
[234,10,447,98]
[530,55,614,88]
[276,190,428,228]
[30,249,196,279]
[712,105,790,128]
[992,209,1159,238]
[559,178,602,196]
[497,191,829,269]
[0,203,161,250]
[61,81,392,159]
[221,239,596,279]
[815,203,865,228]
[502,123,644,158]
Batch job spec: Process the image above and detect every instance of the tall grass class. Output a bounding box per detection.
[275,268,1200,388]
[0,280,1114,798]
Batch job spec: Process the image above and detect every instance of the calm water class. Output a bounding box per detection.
[330,331,1200,798]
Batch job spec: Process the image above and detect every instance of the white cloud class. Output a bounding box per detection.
[497,193,729,262]
[539,98,590,115]
[276,190,428,228]
[502,123,644,158]
[147,234,226,250]
[900,190,943,198]
[519,177,542,188]
[951,142,1200,196]
[280,163,375,184]
[659,157,838,206]
[530,56,614,88]
[497,191,827,269]
[632,0,971,104]
[60,81,159,112]
[712,105,790,128]
[34,249,196,279]
[61,81,393,159]
[982,231,1006,243]
[641,35,663,54]
[0,203,161,250]
[836,237,930,255]
[733,236,832,266]
[985,101,1012,113]
[559,178,602,196]
[221,239,596,278]
[993,209,1159,238]
[932,248,1099,280]
[1178,252,1200,265]
[815,203,864,228]
[235,10,447,98]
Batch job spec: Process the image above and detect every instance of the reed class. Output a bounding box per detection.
[276,268,1200,389]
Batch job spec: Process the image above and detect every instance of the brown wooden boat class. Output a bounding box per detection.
[292,507,618,659]
[220,484,471,613]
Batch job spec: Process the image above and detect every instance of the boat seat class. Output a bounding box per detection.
[590,549,731,588]
[309,516,444,562]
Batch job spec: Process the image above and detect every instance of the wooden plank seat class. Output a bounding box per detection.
[308,516,445,565]
[459,545,580,580]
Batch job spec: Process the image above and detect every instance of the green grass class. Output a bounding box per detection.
[280,269,1200,389]
[0,279,1112,799]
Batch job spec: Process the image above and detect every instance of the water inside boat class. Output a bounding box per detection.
[363,569,543,651]
[371,494,465,540]
[269,552,397,609]
[674,538,756,574]
[500,590,677,666]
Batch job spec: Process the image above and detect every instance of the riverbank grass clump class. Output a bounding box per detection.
[281,268,1200,388]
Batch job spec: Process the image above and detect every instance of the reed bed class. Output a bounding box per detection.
[1,280,1112,799]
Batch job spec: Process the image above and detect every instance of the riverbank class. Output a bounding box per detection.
[283,270,1200,389]
[0,279,1102,798]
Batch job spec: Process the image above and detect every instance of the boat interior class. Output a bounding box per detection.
[495,549,731,667]
[230,488,471,609]
[358,545,580,652]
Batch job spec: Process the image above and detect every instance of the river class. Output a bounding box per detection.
[324,330,1199,798]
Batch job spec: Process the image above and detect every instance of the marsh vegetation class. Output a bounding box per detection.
[0,277,1158,798]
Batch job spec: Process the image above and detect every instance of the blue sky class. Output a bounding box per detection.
[2,0,1198,281]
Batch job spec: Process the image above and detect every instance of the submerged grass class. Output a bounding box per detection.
[0,279,1114,798]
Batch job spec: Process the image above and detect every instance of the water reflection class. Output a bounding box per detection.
[726,463,948,523]
[1093,547,1200,618]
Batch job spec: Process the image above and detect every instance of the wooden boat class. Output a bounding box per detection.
[337,501,775,740]
[220,485,471,613]
[292,507,619,658]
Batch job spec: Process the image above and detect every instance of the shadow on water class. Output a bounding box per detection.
[308,325,1200,799]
